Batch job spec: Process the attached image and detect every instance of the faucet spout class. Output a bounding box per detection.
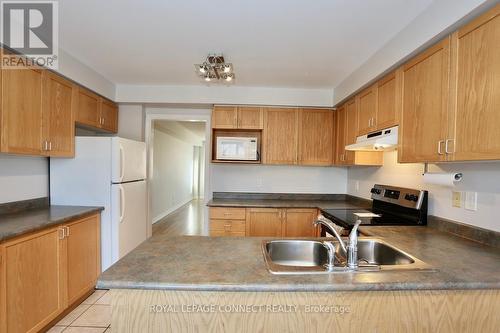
[347,219,362,269]
[313,217,347,254]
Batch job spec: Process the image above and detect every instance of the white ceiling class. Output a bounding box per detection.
[60,0,434,89]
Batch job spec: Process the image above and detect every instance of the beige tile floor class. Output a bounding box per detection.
[47,289,111,333]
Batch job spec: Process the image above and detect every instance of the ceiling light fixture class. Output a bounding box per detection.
[195,54,235,83]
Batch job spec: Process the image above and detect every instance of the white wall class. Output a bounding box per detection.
[211,164,347,194]
[117,85,333,107]
[347,151,500,232]
[0,155,48,203]
[333,0,496,104]
[151,128,195,222]
[118,104,145,141]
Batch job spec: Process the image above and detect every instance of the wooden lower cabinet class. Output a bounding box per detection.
[246,208,283,237]
[209,207,318,238]
[282,209,319,237]
[0,213,101,333]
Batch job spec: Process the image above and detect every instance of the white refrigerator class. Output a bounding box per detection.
[50,137,148,271]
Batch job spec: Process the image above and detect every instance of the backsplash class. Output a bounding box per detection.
[347,151,500,232]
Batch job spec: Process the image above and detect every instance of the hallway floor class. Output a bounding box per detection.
[152,199,208,237]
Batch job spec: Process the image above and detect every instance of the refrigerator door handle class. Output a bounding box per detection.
[119,144,125,182]
[119,184,125,223]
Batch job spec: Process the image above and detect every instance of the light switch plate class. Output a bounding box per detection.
[452,191,462,208]
[464,192,478,211]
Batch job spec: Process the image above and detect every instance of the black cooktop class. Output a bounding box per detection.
[321,208,424,228]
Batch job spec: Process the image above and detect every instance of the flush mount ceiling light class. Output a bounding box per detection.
[195,54,235,83]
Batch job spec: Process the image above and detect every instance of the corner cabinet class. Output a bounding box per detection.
[449,5,500,161]
[0,213,101,333]
[76,88,118,133]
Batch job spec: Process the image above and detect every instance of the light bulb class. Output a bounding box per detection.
[223,65,231,73]
[205,76,211,82]
[225,75,233,82]
[199,66,206,73]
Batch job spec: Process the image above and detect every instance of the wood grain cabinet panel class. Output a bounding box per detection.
[1,227,65,333]
[42,72,76,157]
[450,5,500,161]
[246,208,283,237]
[335,105,347,165]
[398,38,451,163]
[282,209,318,237]
[66,214,101,306]
[76,88,101,128]
[210,207,246,220]
[263,108,299,165]
[100,99,119,133]
[376,72,398,130]
[357,86,377,135]
[0,67,44,155]
[298,109,334,166]
[212,106,238,129]
[344,99,358,165]
[237,107,263,129]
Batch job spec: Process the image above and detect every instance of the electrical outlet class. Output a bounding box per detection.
[452,191,462,208]
[464,192,478,211]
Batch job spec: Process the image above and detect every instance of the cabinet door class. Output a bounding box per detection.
[376,72,398,130]
[357,85,377,135]
[298,109,334,166]
[0,67,43,155]
[246,208,282,237]
[344,99,358,164]
[100,99,119,133]
[43,71,75,157]
[1,227,65,333]
[76,88,100,128]
[335,105,347,165]
[237,107,263,129]
[398,38,451,163]
[263,108,299,165]
[66,214,101,305]
[450,6,500,161]
[212,106,238,129]
[283,209,318,237]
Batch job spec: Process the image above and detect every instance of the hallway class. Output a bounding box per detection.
[152,199,208,237]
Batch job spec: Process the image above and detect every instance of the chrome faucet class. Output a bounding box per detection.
[313,216,363,269]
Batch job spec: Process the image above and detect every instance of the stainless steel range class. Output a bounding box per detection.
[322,184,428,229]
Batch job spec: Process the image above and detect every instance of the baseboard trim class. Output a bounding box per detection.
[152,198,193,224]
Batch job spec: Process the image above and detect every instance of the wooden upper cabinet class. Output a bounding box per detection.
[238,107,263,129]
[263,108,299,165]
[345,99,358,164]
[42,72,76,157]
[100,99,119,133]
[298,109,334,166]
[398,37,451,163]
[357,85,377,135]
[335,105,347,165]
[450,5,500,161]
[1,227,65,333]
[66,214,101,305]
[246,208,282,237]
[0,67,44,155]
[212,106,238,129]
[76,88,101,128]
[282,209,318,238]
[376,72,398,130]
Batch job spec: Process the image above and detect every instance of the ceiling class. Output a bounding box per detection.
[154,121,206,145]
[60,0,434,89]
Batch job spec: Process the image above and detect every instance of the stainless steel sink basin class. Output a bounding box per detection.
[262,238,431,274]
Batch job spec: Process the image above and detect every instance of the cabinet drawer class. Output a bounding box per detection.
[210,207,246,220]
[210,219,246,233]
[210,230,246,237]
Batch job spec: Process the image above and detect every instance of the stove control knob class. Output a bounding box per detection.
[411,195,419,202]
[404,194,411,201]
[371,188,381,195]
[405,194,419,202]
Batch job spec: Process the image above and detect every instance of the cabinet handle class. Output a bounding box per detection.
[48,141,52,151]
[437,140,445,155]
[58,228,65,240]
[224,224,231,231]
[43,140,48,151]
[445,139,454,155]
[65,226,70,237]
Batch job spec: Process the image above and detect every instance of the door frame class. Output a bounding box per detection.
[144,112,212,236]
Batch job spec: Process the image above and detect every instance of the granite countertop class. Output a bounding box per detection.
[0,205,103,242]
[207,197,372,210]
[97,226,500,292]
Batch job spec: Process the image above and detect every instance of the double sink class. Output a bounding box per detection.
[262,238,431,274]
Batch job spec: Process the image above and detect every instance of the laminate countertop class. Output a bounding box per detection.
[97,226,500,292]
[207,197,372,210]
[0,205,103,242]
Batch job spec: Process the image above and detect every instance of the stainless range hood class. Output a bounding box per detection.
[345,126,398,151]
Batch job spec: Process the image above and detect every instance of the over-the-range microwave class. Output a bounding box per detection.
[216,136,258,161]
